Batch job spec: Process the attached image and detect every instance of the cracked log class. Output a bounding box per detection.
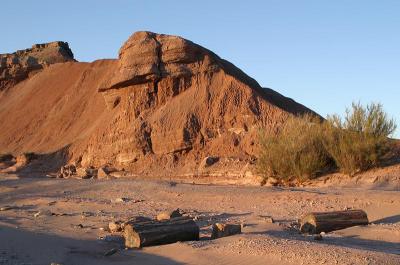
[300,210,369,234]
[124,217,199,248]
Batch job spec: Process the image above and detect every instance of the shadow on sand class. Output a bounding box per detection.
[373,214,400,224]
[0,225,184,265]
[262,228,400,255]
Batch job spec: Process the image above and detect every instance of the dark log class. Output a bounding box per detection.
[124,217,199,248]
[300,209,369,234]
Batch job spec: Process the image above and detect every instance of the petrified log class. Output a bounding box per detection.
[124,217,199,248]
[300,210,369,234]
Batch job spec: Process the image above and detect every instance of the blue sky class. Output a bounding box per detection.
[2,1,399,137]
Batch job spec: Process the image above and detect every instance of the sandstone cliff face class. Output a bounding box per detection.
[0,41,74,91]
[0,32,317,177]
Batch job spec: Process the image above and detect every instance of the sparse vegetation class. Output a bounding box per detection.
[258,102,397,181]
[258,114,331,182]
[322,102,397,175]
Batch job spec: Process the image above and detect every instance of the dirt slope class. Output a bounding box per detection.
[0,31,317,177]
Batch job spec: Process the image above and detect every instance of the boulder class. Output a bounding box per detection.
[76,167,97,179]
[57,164,76,178]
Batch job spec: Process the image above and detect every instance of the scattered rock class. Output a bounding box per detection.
[211,223,241,239]
[57,164,76,178]
[85,167,98,178]
[33,210,52,218]
[156,209,183,221]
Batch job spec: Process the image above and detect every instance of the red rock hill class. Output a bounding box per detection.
[0,31,317,177]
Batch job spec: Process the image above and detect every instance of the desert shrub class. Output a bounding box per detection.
[322,102,397,175]
[258,114,332,182]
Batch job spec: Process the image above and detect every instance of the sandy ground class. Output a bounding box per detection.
[0,174,399,265]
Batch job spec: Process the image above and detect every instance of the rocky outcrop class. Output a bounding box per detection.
[81,32,317,173]
[0,31,318,178]
[98,31,219,91]
[0,41,74,91]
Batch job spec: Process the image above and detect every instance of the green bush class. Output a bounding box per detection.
[323,102,397,175]
[257,102,397,182]
[257,114,331,182]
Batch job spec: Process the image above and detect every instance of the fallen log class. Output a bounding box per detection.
[124,217,199,248]
[300,209,369,234]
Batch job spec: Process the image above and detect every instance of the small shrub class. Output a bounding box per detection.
[258,114,331,182]
[323,102,397,175]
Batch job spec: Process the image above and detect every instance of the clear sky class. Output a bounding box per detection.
[2,0,399,137]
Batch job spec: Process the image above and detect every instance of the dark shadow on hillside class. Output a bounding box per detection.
[3,145,70,178]
[0,225,185,265]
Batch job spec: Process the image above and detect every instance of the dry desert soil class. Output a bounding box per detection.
[0,169,399,265]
